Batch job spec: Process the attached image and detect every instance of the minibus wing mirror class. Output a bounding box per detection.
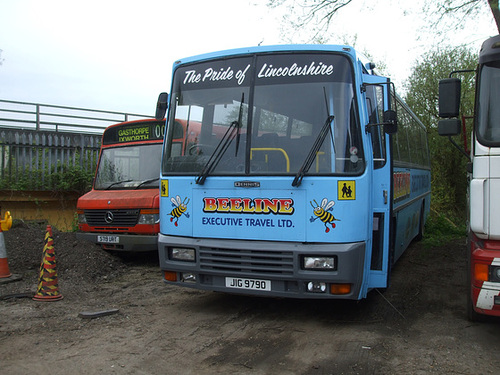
[155,92,169,120]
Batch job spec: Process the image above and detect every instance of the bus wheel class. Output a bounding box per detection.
[414,202,425,241]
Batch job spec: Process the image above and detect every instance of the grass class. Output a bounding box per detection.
[421,210,467,248]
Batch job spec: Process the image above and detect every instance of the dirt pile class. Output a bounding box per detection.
[1,221,129,296]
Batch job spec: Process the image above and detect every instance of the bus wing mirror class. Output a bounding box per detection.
[383,109,398,134]
[439,78,461,118]
[155,92,169,120]
[438,118,461,136]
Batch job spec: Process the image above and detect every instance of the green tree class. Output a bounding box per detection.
[404,46,477,219]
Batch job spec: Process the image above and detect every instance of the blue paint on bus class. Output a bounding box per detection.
[156,44,430,299]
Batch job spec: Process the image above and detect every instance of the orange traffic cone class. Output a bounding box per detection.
[0,227,12,278]
[33,225,63,302]
[0,211,22,284]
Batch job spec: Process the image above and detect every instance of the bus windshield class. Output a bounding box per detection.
[477,62,500,145]
[94,144,162,190]
[163,53,364,177]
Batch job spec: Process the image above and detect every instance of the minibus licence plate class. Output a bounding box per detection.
[97,235,119,244]
[225,277,271,291]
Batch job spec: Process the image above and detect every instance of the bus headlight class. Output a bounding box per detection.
[170,247,196,262]
[303,256,335,270]
[307,282,327,293]
[138,209,160,225]
[182,272,197,282]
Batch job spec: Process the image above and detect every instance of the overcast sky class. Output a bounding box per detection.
[0,0,496,117]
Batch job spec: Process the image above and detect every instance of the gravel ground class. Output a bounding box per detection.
[1,221,499,375]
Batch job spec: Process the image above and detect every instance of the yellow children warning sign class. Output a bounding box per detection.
[338,180,355,200]
[161,180,169,197]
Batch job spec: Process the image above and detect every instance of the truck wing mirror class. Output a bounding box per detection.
[155,92,169,120]
[439,78,461,118]
[438,119,461,136]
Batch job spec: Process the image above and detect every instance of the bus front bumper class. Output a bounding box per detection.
[158,234,366,300]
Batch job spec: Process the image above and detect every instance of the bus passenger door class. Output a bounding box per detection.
[363,76,393,290]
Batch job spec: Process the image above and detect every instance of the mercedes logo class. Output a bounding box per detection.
[104,211,114,224]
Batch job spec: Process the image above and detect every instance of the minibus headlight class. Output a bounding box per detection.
[303,256,335,270]
[170,248,196,262]
[138,209,160,225]
[77,210,86,224]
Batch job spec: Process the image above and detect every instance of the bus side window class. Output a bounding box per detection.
[395,101,411,164]
[366,85,386,169]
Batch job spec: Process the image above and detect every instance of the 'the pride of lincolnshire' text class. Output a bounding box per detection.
[182,60,334,87]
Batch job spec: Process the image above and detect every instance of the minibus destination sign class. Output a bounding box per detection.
[103,121,165,145]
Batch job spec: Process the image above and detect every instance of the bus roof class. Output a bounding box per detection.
[172,44,362,67]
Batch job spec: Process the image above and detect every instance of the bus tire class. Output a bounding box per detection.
[414,202,425,242]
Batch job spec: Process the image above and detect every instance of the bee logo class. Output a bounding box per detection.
[310,198,339,233]
[169,195,190,226]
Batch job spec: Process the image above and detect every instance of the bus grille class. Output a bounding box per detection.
[199,247,294,276]
[84,209,140,227]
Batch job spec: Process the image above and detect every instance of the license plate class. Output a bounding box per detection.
[225,277,271,291]
[97,235,119,244]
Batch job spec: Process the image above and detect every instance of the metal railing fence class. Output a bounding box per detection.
[0,99,154,192]
[0,99,152,133]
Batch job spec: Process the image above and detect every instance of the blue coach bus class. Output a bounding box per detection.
[155,44,430,300]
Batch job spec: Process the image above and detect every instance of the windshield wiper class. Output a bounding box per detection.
[234,93,245,157]
[196,94,245,185]
[292,115,334,187]
[195,121,240,185]
[104,179,133,190]
[135,177,159,189]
